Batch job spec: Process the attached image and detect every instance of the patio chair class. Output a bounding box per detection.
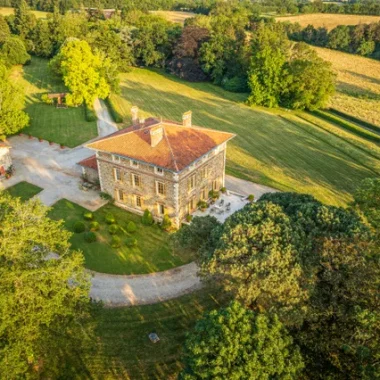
[217,208,224,215]
[226,204,231,212]
[219,199,224,206]
[210,207,215,213]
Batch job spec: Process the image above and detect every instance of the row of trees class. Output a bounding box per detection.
[174,178,380,379]
[286,21,380,59]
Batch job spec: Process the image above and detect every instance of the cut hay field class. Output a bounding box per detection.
[276,13,380,30]
[110,68,380,207]
[12,57,97,147]
[0,6,49,18]
[313,46,380,127]
[151,10,196,24]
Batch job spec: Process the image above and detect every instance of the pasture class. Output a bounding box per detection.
[0,6,49,18]
[151,10,196,24]
[110,68,380,207]
[313,46,380,127]
[276,13,380,30]
[12,58,97,147]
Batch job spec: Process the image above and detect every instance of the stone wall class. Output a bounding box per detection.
[0,147,12,177]
[82,167,99,184]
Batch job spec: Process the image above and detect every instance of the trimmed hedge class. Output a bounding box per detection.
[84,231,97,243]
[126,221,137,233]
[329,108,380,134]
[105,213,116,224]
[83,211,93,220]
[312,110,380,144]
[108,224,118,235]
[73,221,86,233]
[104,97,123,123]
[125,237,137,247]
[90,221,100,231]
[111,235,121,248]
[84,103,97,122]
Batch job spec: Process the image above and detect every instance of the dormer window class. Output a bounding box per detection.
[155,167,164,175]
[112,155,121,163]
[131,160,139,168]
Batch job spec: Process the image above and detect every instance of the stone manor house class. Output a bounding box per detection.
[83,108,235,227]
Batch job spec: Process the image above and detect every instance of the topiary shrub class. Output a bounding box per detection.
[127,221,137,233]
[111,235,121,248]
[84,231,97,243]
[209,190,220,200]
[90,221,100,231]
[220,187,227,194]
[100,192,113,201]
[105,213,115,224]
[248,194,255,202]
[125,237,137,247]
[108,224,118,235]
[142,209,154,225]
[161,214,172,231]
[197,200,208,211]
[73,221,85,233]
[83,211,93,220]
[186,214,193,223]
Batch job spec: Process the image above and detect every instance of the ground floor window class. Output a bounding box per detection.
[117,189,125,202]
[212,179,218,191]
[201,187,207,200]
[135,195,142,208]
[188,198,195,213]
[158,203,165,215]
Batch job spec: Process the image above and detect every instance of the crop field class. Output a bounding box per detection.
[0,7,49,18]
[110,68,380,207]
[12,57,97,147]
[313,46,380,127]
[151,10,196,24]
[276,13,380,30]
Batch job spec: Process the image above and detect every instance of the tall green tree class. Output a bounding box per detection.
[0,61,29,139]
[0,193,93,378]
[181,301,304,379]
[0,15,10,43]
[0,36,30,66]
[12,0,36,43]
[247,21,290,108]
[50,39,118,106]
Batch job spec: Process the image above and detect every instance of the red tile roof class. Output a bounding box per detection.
[77,155,98,170]
[86,121,235,172]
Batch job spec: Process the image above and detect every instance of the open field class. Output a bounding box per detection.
[151,10,196,24]
[49,199,191,275]
[82,287,228,379]
[12,58,97,147]
[313,46,380,127]
[110,67,380,206]
[276,13,380,30]
[0,7,49,18]
[4,181,42,201]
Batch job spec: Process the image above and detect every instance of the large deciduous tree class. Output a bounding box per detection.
[180,301,304,379]
[0,36,30,66]
[0,193,93,378]
[50,39,118,106]
[0,61,29,139]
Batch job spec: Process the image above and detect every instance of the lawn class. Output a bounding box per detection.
[276,13,380,30]
[3,181,42,201]
[82,286,229,379]
[0,7,49,18]
[109,68,380,206]
[313,46,380,128]
[151,10,196,24]
[12,57,97,147]
[49,199,192,275]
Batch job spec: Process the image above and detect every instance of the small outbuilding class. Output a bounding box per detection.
[77,155,99,184]
[0,140,12,179]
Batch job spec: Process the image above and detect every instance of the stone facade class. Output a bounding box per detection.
[0,145,12,179]
[81,166,99,184]
[96,143,227,228]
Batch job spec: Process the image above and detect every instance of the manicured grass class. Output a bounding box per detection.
[276,13,380,30]
[313,47,380,127]
[82,286,229,379]
[4,181,42,201]
[12,57,97,147]
[110,68,380,206]
[49,199,192,275]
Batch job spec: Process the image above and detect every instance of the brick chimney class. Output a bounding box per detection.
[131,106,139,125]
[182,111,192,127]
[150,125,164,147]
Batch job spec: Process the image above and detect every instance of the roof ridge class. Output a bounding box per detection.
[163,121,236,136]
[163,127,179,172]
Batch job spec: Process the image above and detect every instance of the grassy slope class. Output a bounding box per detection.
[151,10,197,24]
[12,57,97,147]
[83,287,228,379]
[4,181,42,201]
[0,7,49,18]
[49,199,191,275]
[110,68,380,206]
[276,13,380,30]
[313,47,380,127]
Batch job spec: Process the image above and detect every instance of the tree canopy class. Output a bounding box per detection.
[0,193,93,378]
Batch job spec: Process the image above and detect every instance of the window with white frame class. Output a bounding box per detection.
[135,195,142,208]
[132,173,141,187]
[201,187,207,200]
[156,181,165,196]
[155,167,164,175]
[187,174,196,191]
[157,203,165,215]
[113,167,121,182]
[130,160,139,168]
[117,189,124,202]
[200,166,208,180]
[112,155,121,163]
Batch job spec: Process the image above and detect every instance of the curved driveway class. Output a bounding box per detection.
[89,262,201,307]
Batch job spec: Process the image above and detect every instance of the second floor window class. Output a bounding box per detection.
[113,167,121,182]
[156,181,165,195]
[188,174,196,191]
[132,173,141,187]
[200,166,208,179]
